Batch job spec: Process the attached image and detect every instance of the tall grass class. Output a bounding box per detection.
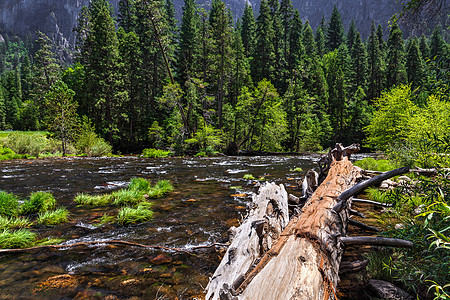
[74,193,113,206]
[354,157,397,172]
[21,191,56,215]
[0,216,32,229]
[147,180,174,198]
[0,229,36,249]
[117,203,154,225]
[37,208,69,225]
[0,191,20,217]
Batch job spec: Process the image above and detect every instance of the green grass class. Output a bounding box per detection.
[20,191,56,215]
[37,208,69,225]
[96,214,116,226]
[366,187,388,203]
[74,193,113,206]
[0,229,36,249]
[129,177,151,192]
[290,167,303,172]
[0,191,20,217]
[147,180,174,198]
[0,131,49,138]
[112,188,146,206]
[243,174,255,180]
[354,157,397,172]
[141,148,172,158]
[0,216,32,229]
[34,237,65,246]
[117,203,154,225]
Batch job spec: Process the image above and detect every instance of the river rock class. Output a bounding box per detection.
[380,179,397,190]
[367,279,414,300]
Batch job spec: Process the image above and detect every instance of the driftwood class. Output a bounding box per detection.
[348,219,380,232]
[205,182,289,300]
[206,144,413,299]
[352,198,393,207]
[341,236,413,248]
[339,259,369,274]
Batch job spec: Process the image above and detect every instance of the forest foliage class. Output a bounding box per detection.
[0,0,448,156]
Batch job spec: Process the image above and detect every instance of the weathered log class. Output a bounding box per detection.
[352,198,393,207]
[349,208,366,218]
[205,182,289,300]
[341,236,413,248]
[348,219,380,232]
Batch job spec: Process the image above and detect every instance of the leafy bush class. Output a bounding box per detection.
[0,146,26,160]
[74,193,113,206]
[0,191,20,217]
[21,191,56,215]
[141,148,172,158]
[117,203,154,225]
[75,117,112,157]
[4,132,47,157]
[37,208,69,225]
[354,157,397,172]
[0,216,32,229]
[0,229,36,249]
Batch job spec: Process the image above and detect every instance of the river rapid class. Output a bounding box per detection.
[0,154,371,299]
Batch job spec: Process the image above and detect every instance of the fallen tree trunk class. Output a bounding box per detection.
[206,145,413,299]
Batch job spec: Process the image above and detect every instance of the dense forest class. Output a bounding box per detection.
[0,0,448,154]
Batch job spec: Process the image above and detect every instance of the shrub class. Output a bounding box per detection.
[0,191,20,217]
[74,193,113,206]
[21,191,56,215]
[37,208,69,225]
[75,117,112,157]
[44,138,76,155]
[0,146,27,160]
[0,229,36,249]
[0,216,32,229]
[243,174,255,180]
[4,132,47,157]
[117,203,154,225]
[141,148,171,158]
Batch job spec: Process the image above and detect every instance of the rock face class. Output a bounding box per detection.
[0,0,445,50]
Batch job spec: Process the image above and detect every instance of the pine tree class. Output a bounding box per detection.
[209,0,232,129]
[315,26,326,57]
[85,0,124,144]
[419,34,430,61]
[288,10,304,72]
[386,20,407,88]
[302,20,316,57]
[177,0,199,86]
[0,86,5,129]
[280,0,294,65]
[350,32,367,91]
[269,0,286,92]
[376,24,387,58]
[346,20,357,51]
[165,0,178,42]
[326,6,345,52]
[118,0,137,32]
[20,55,32,102]
[241,3,256,58]
[230,28,252,109]
[252,0,275,83]
[367,21,385,99]
[406,37,425,88]
[430,25,447,59]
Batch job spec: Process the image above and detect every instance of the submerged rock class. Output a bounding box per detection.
[367,279,414,300]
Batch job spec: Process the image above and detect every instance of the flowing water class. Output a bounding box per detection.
[0,154,372,299]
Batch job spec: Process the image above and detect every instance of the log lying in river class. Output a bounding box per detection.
[205,144,413,300]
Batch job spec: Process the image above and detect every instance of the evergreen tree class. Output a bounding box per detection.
[350,32,367,92]
[367,21,384,99]
[386,20,407,88]
[241,3,256,58]
[280,0,294,65]
[118,0,137,32]
[302,20,316,57]
[430,25,447,59]
[20,55,32,102]
[3,70,21,129]
[252,0,275,83]
[269,0,287,92]
[377,24,387,58]
[177,0,199,86]
[315,26,326,57]
[419,34,430,61]
[406,37,425,88]
[0,86,5,129]
[84,0,124,144]
[346,20,357,51]
[326,6,345,52]
[288,10,303,74]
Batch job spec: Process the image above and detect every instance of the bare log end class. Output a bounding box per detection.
[341,236,413,248]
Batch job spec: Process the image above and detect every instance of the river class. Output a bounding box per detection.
[0,154,372,299]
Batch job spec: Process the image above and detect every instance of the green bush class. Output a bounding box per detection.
[112,188,145,206]
[75,117,112,157]
[0,229,36,249]
[0,191,20,217]
[117,203,154,225]
[44,138,76,155]
[0,216,32,229]
[37,208,69,225]
[4,132,47,157]
[21,191,56,215]
[141,148,172,158]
